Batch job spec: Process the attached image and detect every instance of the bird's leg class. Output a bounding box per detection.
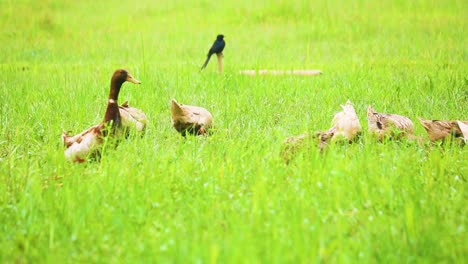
[216,52,224,73]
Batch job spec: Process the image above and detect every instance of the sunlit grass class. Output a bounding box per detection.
[0,0,467,262]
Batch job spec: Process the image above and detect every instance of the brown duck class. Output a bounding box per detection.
[282,133,312,163]
[282,100,362,162]
[316,100,362,148]
[171,99,213,136]
[62,69,141,162]
[418,118,468,141]
[367,106,414,141]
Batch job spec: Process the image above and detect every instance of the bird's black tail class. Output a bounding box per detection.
[201,54,212,70]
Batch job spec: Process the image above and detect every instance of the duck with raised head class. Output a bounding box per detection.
[316,100,362,148]
[171,99,213,136]
[417,118,468,142]
[62,69,141,162]
[367,105,414,141]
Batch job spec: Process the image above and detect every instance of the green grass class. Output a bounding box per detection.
[1,0,467,262]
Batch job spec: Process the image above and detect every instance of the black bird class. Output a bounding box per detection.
[201,34,225,70]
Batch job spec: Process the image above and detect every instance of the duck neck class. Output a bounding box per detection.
[103,77,125,125]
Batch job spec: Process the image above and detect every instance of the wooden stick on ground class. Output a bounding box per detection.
[239,69,322,76]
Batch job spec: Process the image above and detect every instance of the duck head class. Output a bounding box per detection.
[170,99,188,119]
[115,69,141,84]
[104,69,141,125]
[367,105,383,131]
[109,69,141,98]
[367,105,376,115]
[341,100,356,114]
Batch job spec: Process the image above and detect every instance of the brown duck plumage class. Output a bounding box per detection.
[282,100,362,162]
[316,100,362,148]
[418,118,468,141]
[171,99,213,136]
[62,69,141,162]
[281,133,312,164]
[367,106,414,141]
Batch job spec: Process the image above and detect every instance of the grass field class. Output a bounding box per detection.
[1,0,467,262]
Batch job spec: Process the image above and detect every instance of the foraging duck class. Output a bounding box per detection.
[367,106,414,141]
[317,100,362,144]
[119,101,147,135]
[171,99,213,136]
[417,118,468,141]
[282,133,312,164]
[457,121,468,142]
[62,69,141,162]
[282,100,362,162]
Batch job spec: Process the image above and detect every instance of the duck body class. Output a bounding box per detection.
[171,99,213,136]
[457,121,468,142]
[367,106,414,141]
[418,118,468,141]
[62,69,141,162]
[329,100,362,141]
[119,101,147,135]
[315,100,362,150]
[62,124,104,163]
[282,100,361,162]
[282,133,312,164]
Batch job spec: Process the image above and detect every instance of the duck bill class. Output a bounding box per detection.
[126,74,141,84]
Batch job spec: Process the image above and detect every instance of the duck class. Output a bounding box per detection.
[62,69,141,162]
[417,118,468,142]
[282,100,362,162]
[316,100,362,148]
[367,105,414,141]
[457,121,468,142]
[170,99,213,136]
[282,133,312,164]
[119,101,147,135]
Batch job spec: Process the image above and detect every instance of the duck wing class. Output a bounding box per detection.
[385,114,414,133]
[367,106,413,140]
[63,124,104,163]
[185,105,213,128]
[119,101,147,133]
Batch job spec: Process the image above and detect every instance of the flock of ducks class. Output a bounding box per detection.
[283,100,468,163]
[62,69,213,162]
[62,69,467,163]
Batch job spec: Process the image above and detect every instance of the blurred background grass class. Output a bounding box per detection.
[0,0,467,262]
